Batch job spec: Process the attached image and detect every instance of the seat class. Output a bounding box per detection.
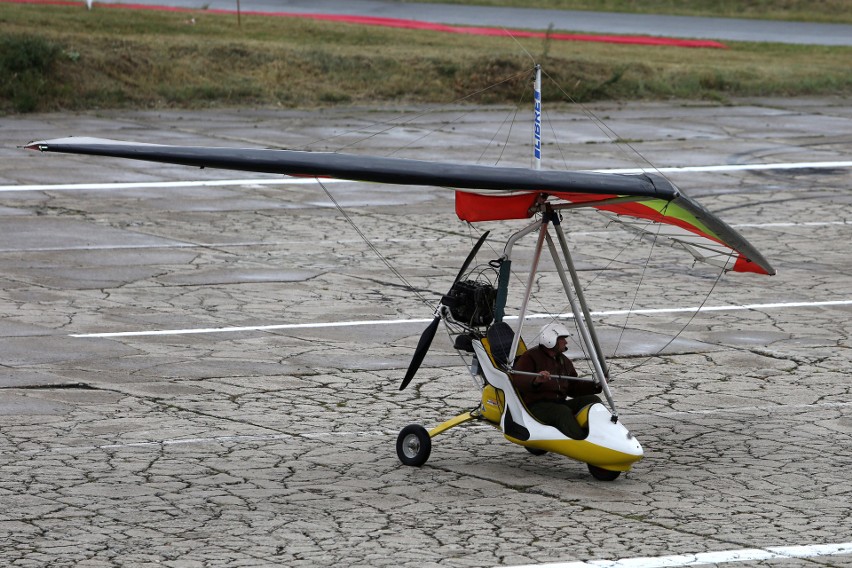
[476,322,598,444]
[473,323,567,442]
[482,321,525,369]
[574,404,593,428]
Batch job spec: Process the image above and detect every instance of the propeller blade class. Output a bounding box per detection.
[452,231,490,285]
[399,316,440,391]
[398,232,490,391]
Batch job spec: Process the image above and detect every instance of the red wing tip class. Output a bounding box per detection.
[24,141,46,151]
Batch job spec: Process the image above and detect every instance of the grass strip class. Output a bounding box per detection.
[2,3,850,114]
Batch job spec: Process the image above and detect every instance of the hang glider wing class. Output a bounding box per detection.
[25,137,774,275]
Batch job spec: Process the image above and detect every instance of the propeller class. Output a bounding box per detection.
[399,231,489,391]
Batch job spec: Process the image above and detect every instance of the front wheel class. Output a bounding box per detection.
[396,424,431,467]
[588,464,621,481]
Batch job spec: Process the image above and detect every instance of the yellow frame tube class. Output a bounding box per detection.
[428,411,476,438]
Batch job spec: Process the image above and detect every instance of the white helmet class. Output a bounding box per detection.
[537,323,572,349]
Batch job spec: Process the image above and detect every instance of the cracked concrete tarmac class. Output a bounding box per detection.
[1,98,851,567]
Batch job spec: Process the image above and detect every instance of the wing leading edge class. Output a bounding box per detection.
[25,137,774,275]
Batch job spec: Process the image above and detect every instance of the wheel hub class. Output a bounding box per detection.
[403,434,421,458]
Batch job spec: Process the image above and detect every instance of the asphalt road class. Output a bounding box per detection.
[93,0,852,45]
[2,97,851,566]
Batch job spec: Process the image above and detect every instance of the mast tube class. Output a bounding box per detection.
[533,64,542,170]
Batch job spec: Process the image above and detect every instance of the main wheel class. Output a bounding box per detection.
[525,446,548,456]
[396,424,432,467]
[587,464,621,481]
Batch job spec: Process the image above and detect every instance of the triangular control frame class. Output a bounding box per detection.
[498,201,619,420]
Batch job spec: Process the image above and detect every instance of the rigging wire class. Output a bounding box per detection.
[540,69,667,179]
[315,62,730,385]
[301,68,536,154]
[543,106,570,171]
[611,206,667,359]
[315,178,435,311]
[534,70,675,344]
[619,261,729,375]
[304,67,540,318]
[479,81,531,166]
[386,108,477,158]
[504,27,537,66]
[532,68,737,375]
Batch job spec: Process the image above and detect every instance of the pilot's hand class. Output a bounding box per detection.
[533,370,551,386]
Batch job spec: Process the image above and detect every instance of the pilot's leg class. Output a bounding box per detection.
[564,395,602,414]
[528,401,587,440]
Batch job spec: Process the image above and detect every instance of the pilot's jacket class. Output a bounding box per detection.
[511,345,600,406]
[511,345,603,439]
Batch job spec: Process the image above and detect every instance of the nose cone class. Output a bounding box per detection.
[625,430,644,459]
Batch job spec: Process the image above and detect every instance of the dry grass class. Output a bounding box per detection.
[427,0,852,24]
[1,3,850,114]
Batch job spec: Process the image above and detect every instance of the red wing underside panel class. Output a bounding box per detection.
[455,190,774,275]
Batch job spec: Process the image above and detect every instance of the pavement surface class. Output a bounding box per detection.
[1,97,852,567]
[91,0,852,45]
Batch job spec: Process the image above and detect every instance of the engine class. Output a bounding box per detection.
[442,279,496,328]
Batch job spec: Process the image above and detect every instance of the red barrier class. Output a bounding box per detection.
[5,0,727,48]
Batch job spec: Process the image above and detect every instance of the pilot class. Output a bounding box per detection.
[511,323,602,439]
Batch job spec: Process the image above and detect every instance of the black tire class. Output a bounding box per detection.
[588,464,621,481]
[525,446,548,456]
[396,424,432,467]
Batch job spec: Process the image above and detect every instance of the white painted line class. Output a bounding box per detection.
[2,219,846,254]
[0,177,348,192]
[736,220,850,228]
[0,218,845,255]
[584,298,852,318]
[502,541,852,568]
[0,237,428,254]
[69,299,852,338]
[592,160,852,175]
[12,399,852,455]
[70,317,434,338]
[3,160,850,193]
[645,400,852,419]
[9,429,397,456]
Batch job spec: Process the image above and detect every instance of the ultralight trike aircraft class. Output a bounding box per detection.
[24,68,774,481]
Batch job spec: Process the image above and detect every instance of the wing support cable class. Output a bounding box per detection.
[621,257,730,375]
[315,178,433,310]
[309,67,536,154]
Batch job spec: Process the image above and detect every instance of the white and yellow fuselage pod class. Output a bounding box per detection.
[506,403,643,472]
[472,340,643,473]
